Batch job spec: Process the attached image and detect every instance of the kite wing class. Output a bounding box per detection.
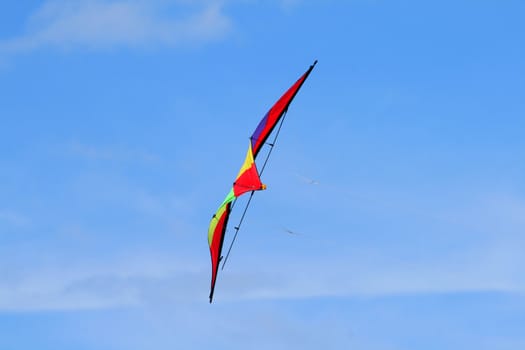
[208,61,317,303]
[208,198,232,303]
[208,142,265,302]
[250,61,318,159]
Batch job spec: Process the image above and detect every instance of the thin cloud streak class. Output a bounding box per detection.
[68,141,161,163]
[0,254,207,312]
[0,210,30,228]
[2,241,521,312]
[217,237,525,301]
[0,0,232,54]
[227,259,524,301]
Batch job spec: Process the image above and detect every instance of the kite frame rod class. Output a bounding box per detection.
[221,190,254,270]
[221,111,288,270]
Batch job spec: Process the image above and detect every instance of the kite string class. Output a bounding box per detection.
[221,110,289,270]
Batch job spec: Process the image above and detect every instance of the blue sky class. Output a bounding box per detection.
[1,0,524,349]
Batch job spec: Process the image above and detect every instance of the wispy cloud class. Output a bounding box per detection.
[222,243,525,301]
[1,238,523,312]
[68,141,161,163]
[0,0,232,54]
[0,210,30,228]
[0,254,206,311]
[3,180,523,311]
[443,193,525,235]
[277,0,302,11]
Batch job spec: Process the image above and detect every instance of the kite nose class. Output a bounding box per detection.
[261,184,267,190]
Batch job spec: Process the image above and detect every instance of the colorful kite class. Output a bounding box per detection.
[208,61,317,302]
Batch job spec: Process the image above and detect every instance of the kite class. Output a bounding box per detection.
[208,60,317,303]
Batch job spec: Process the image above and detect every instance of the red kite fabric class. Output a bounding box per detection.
[250,62,317,158]
[208,61,317,303]
[233,143,265,197]
[208,200,231,303]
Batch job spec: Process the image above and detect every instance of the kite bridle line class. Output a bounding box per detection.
[221,109,289,270]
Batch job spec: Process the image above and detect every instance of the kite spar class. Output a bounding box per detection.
[208,60,317,303]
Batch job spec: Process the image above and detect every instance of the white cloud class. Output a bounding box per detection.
[0,0,232,54]
[2,188,523,311]
[68,141,161,163]
[0,210,30,228]
[0,254,207,311]
[449,193,525,235]
[1,238,523,312]
[226,249,524,301]
[277,0,302,11]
